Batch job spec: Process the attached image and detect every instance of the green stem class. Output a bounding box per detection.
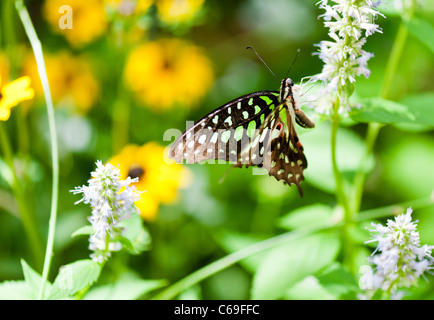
[351,122,383,214]
[330,97,353,271]
[0,123,44,268]
[356,192,434,222]
[351,4,415,215]
[15,0,59,300]
[330,107,349,214]
[152,224,339,300]
[110,30,130,154]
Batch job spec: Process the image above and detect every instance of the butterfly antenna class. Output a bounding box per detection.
[285,48,301,78]
[246,46,277,79]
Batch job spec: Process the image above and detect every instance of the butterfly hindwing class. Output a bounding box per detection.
[169,91,279,164]
[235,98,307,196]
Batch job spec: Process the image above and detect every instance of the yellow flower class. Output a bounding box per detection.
[124,38,213,110]
[23,52,100,113]
[156,0,205,25]
[0,54,10,86]
[43,0,107,47]
[0,76,35,121]
[104,0,153,15]
[109,142,192,220]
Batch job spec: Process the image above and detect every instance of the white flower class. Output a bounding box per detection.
[71,160,141,263]
[311,0,384,114]
[364,207,434,297]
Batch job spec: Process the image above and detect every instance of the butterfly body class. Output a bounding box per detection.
[169,78,314,196]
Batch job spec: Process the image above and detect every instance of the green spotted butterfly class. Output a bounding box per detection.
[169,78,315,196]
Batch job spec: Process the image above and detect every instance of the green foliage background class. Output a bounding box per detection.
[0,0,433,299]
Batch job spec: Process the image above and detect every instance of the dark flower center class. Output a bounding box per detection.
[128,166,145,180]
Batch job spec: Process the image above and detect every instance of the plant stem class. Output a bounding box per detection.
[152,224,338,300]
[356,192,434,222]
[351,4,414,215]
[15,0,59,300]
[0,123,44,268]
[351,122,383,214]
[330,97,353,271]
[110,30,130,154]
[330,102,349,214]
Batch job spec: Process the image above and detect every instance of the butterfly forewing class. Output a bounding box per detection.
[235,98,307,196]
[168,77,313,196]
[169,91,279,164]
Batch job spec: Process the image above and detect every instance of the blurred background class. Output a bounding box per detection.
[0,0,433,299]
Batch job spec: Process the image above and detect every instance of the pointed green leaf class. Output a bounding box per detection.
[84,272,166,300]
[119,213,151,254]
[251,232,341,299]
[71,225,94,238]
[316,263,359,299]
[399,93,434,127]
[285,276,337,300]
[0,281,34,300]
[405,17,434,54]
[215,231,268,273]
[48,259,102,299]
[277,204,334,230]
[350,98,415,124]
[21,259,51,299]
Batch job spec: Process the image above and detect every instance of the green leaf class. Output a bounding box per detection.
[48,259,102,300]
[21,259,51,299]
[215,231,268,273]
[83,272,166,300]
[285,276,337,300]
[349,98,415,124]
[55,210,88,250]
[405,17,434,54]
[0,281,34,300]
[119,213,151,254]
[71,225,94,238]
[251,232,341,299]
[302,122,374,193]
[399,93,434,127]
[316,263,359,299]
[277,204,334,230]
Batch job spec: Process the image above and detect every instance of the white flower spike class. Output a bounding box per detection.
[364,207,434,298]
[310,0,384,114]
[71,160,141,263]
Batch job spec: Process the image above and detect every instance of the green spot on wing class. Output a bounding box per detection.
[234,125,244,141]
[221,131,231,143]
[247,120,257,138]
[254,105,261,114]
[260,96,273,105]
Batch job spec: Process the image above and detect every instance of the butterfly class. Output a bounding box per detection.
[169,77,315,196]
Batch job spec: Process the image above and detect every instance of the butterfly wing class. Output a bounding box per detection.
[236,97,307,196]
[169,91,279,164]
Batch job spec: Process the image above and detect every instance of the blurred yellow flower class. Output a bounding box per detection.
[156,0,205,25]
[109,142,192,220]
[104,0,153,15]
[23,52,100,113]
[0,54,10,85]
[124,38,213,110]
[0,76,35,121]
[43,0,107,47]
